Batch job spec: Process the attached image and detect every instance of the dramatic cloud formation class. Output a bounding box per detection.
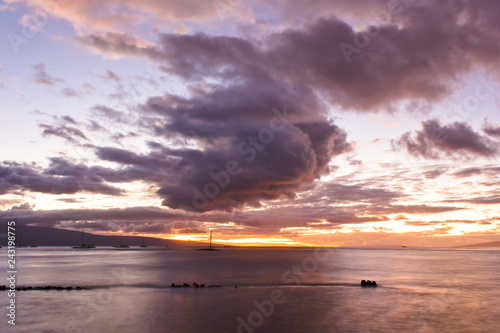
[66,1,500,213]
[78,0,500,110]
[94,103,351,211]
[2,0,500,246]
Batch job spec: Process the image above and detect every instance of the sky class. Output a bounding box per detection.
[1,0,500,247]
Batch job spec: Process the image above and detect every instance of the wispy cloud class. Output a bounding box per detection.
[32,63,64,86]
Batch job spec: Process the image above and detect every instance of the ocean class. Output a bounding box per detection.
[1,247,499,332]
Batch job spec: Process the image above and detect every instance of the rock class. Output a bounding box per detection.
[361,280,378,287]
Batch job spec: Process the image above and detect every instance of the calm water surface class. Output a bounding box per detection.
[0,247,499,332]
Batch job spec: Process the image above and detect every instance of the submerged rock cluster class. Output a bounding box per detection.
[360,280,377,287]
[170,282,222,288]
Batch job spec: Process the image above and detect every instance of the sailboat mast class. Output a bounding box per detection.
[209,230,212,250]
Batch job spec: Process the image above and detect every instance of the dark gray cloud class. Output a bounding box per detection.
[291,182,402,206]
[83,73,350,212]
[14,0,500,219]
[452,167,483,178]
[40,124,88,144]
[79,32,162,60]
[0,198,463,236]
[71,0,500,213]
[177,227,206,234]
[149,104,351,211]
[365,204,462,215]
[0,204,379,233]
[482,121,500,138]
[57,220,173,234]
[100,69,122,82]
[79,0,500,110]
[0,159,123,196]
[61,87,81,98]
[394,119,498,159]
[444,196,500,205]
[61,115,78,124]
[43,156,171,185]
[423,168,447,179]
[0,206,183,228]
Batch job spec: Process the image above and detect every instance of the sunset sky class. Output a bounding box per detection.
[1,0,500,247]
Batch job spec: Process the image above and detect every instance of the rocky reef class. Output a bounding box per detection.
[0,285,90,291]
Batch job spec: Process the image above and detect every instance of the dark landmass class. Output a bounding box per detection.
[454,241,500,248]
[1,225,210,247]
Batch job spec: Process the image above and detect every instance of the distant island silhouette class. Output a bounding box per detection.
[454,241,500,248]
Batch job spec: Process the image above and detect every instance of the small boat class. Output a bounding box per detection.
[113,243,130,248]
[17,232,28,247]
[140,237,147,248]
[73,244,96,249]
[73,229,96,249]
[197,230,219,251]
[113,235,129,248]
